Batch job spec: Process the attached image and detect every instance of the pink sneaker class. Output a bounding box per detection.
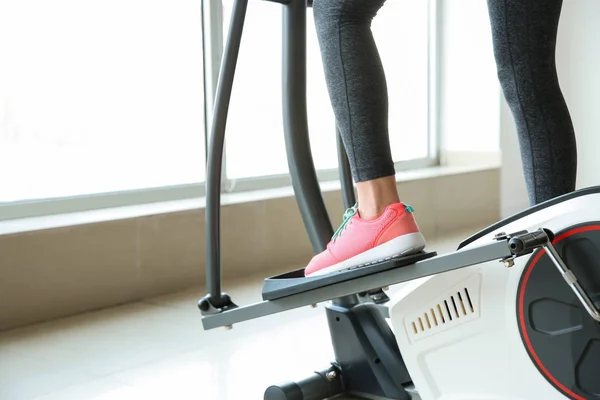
[304,202,426,277]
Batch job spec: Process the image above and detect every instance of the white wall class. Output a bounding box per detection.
[499,0,600,217]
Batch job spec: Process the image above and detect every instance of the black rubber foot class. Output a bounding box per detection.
[264,365,343,400]
[197,293,237,315]
[264,382,303,400]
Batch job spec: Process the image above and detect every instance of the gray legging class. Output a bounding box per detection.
[313,0,577,206]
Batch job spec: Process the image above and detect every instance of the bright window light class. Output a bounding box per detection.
[222,0,431,181]
[0,0,206,203]
[374,0,430,162]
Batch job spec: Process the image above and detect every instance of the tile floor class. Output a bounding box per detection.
[0,229,474,400]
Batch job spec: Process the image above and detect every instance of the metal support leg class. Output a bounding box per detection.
[282,0,333,253]
[263,303,412,400]
[203,0,248,309]
[326,302,412,399]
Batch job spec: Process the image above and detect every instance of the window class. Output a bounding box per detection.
[0,0,437,219]
[222,0,338,180]
[221,0,436,185]
[373,0,431,162]
[0,0,205,205]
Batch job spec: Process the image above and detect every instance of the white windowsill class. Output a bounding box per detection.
[0,160,500,236]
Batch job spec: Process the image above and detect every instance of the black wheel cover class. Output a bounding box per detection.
[517,223,600,399]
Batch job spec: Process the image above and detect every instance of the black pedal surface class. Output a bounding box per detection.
[261,251,437,301]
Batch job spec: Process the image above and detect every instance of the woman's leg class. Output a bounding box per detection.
[305,0,426,276]
[314,0,397,218]
[487,0,577,206]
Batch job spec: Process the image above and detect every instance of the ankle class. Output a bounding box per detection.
[358,202,397,219]
[355,176,400,219]
[358,200,399,220]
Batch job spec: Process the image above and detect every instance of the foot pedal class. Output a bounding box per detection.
[261,251,436,301]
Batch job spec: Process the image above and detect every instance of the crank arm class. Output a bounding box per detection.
[507,229,600,323]
[543,241,600,323]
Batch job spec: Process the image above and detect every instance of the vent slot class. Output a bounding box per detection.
[465,287,474,312]
[437,304,445,323]
[444,300,452,321]
[450,296,459,318]
[430,308,438,326]
[411,287,476,335]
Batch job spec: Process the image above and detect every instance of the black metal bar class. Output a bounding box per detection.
[282,0,333,253]
[205,0,248,307]
[336,126,356,209]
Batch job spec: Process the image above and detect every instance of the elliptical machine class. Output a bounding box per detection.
[198,0,600,398]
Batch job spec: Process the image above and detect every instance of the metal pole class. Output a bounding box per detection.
[205,0,248,306]
[544,243,600,323]
[281,0,333,252]
[336,127,356,209]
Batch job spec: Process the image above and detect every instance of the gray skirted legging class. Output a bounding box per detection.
[313,0,577,206]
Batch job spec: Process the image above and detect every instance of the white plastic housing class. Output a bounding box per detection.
[389,192,600,400]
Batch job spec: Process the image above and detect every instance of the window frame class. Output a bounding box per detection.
[0,184,205,221]
[0,0,440,221]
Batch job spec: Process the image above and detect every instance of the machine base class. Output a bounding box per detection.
[264,364,343,400]
[389,186,600,400]
[265,301,414,400]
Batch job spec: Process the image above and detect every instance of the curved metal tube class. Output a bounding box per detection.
[281,0,333,252]
[205,0,248,307]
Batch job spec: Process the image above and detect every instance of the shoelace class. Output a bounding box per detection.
[330,202,414,242]
[331,203,358,241]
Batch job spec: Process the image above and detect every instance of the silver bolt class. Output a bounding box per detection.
[382,286,389,291]
[504,259,514,268]
[224,325,233,330]
[311,304,317,308]
[326,371,337,381]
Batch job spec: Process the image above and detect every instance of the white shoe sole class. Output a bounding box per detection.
[307,232,427,277]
